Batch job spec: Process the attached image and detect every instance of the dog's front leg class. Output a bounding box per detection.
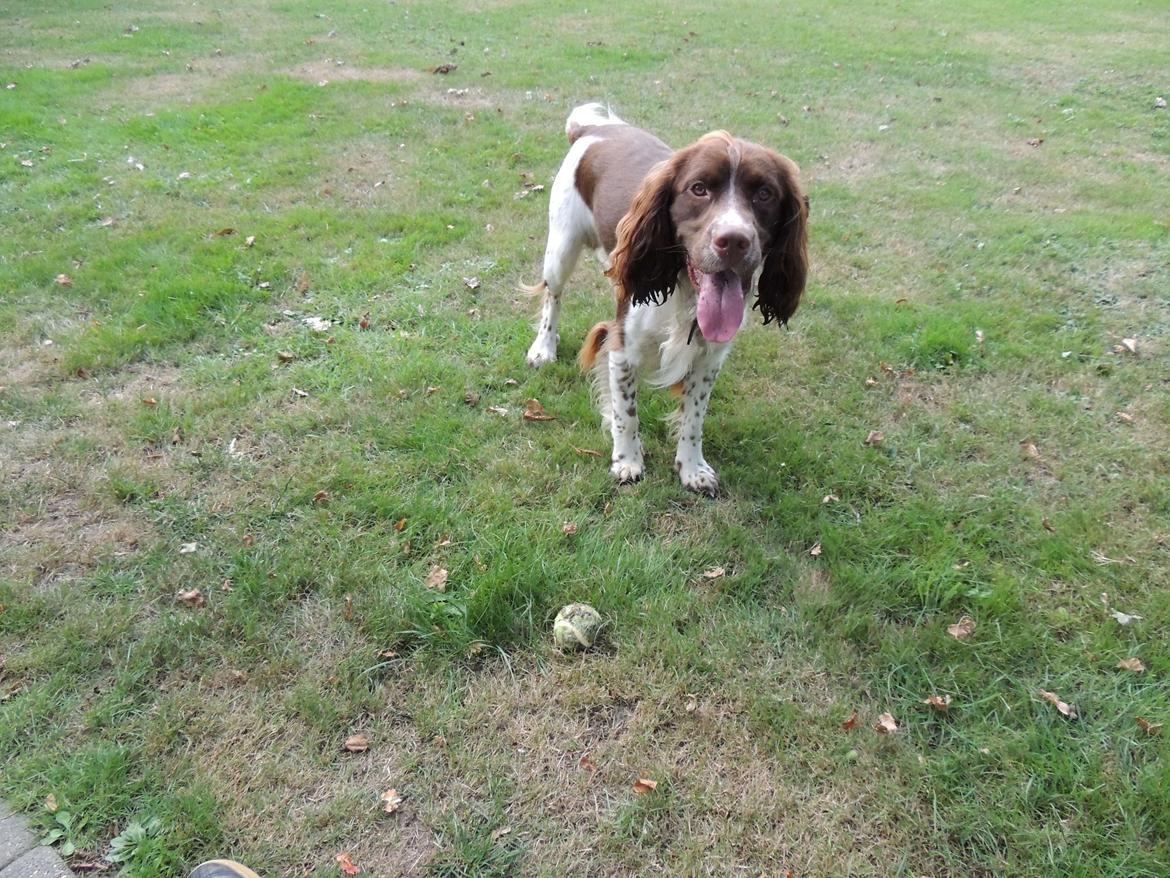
[673,344,731,497]
[607,348,644,484]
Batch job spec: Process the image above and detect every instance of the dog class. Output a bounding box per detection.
[525,103,808,495]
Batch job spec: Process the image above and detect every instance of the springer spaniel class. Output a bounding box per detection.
[525,103,808,496]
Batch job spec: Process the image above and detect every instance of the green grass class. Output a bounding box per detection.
[2,1,1169,876]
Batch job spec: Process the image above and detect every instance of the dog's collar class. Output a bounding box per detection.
[687,319,699,345]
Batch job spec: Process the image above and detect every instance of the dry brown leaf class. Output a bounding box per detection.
[875,712,898,733]
[1120,337,1137,354]
[864,376,879,387]
[702,566,726,580]
[490,825,512,842]
[633,777,658,794]
[431,63,457,74]
[1136,717,1163,736]
[434,534,452,547]
[864,430,884,446]
[523,398,555,421]
[578,754,598,773]
[393,518,407,532]
[216,227,236,236]
[1115,411,1135,425]
[562,521,578,536]
[486,405,509,417]
[380,788,403,813]
[44,794,58,812]
[359,312,371,330]
[809,542,823,557]
[947,615,976,640]
[822,494,839,504]
[335,852,360,875]
[342,594,354,621]
[245,235,256,247]
[343,733,370,753]
[1038,689,1077,718]
[879,361,896,376]
[841,710,859,731]
[463,276,480,290]
[922,694,952,712]
[425,565,448,592]
[177,589,204,607]
[142,396,157,407]
[1116,657,1146,673]
[1020,439,1041,460]
[313,489,329,505]
[571,445,602,457]
[277,350,295,363]
[54,273,73,286]
[1027,137,1044,147]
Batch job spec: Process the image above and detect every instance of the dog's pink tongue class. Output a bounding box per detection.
[695,270,746,343]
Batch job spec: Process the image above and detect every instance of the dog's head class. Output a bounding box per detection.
[608,132,808,342]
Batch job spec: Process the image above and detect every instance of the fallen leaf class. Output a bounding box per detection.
[822,494,839,504]
[486,405,509,417]
[177,588,204,607]
[579,754,598,772]
[343,733,370,753]
[562,521,578,536]
[178,542,198,554]
[291,387,309,398]
[342,594,354,621]
[1020,440,1041,460]
[504,378,519,386]
[864,430,884,446]
[947,615,976,640]
[393,518,407,532]
[216,227,236,236]
[463,276,480,291]
[633,777,658,794]
[380,788,403,813]
[434,534,452,547]
[1111,610,1143,625]
[809,542,823,557]
[335,852,360,875]
[431,63,457,74]
[425,565,448,592]
[1027,137,1044,147]
[359,312,371,330]
[1038,689,1077,719]
[922,694,952,712]
[1136,717,1163,736]
[875,712,898,733]
[376,648,397,659]
[142,396,158,407]
[1115,412,1135,425]
[245,235,256,247]
[490,826,512,842]
[523,398,555,421]
[313,489,329,505]
[277,350,295,363]
[702,566,726,580]
[54,273,73,286]
[1157,97,1168,109]
[1120,337,1137,354]
[44,794,58,813]
[1116,657,1146,673]
[841,710,859,730]
[864,377,879,387]
[571,445,602,457]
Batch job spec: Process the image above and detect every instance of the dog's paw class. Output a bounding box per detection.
[677,460,719,497]
[526,339,557,367]
[610,457,645,485]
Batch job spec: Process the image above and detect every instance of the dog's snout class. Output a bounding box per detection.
[713,229,750,256]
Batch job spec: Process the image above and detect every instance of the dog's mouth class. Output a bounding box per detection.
[687,258,747,344]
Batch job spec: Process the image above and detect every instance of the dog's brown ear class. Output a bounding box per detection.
[606,157,685,308]
[755,155,808,327]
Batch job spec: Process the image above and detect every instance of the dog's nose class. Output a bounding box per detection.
[713,229,750,257]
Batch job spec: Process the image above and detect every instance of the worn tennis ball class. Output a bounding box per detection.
[553,603,603,650]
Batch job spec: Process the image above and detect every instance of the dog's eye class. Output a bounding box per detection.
[755,187,775,203]
[689,181,708,197]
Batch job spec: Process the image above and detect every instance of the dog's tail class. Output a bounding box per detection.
[578,321,610,371]
[565,102,626,144]
[518,279,548,298]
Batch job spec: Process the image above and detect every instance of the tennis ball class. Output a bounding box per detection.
[553,603,603,650]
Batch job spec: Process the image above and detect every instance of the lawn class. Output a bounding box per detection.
[1,1,1168,875]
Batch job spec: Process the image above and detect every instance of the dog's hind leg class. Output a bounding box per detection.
[525,136,600,367]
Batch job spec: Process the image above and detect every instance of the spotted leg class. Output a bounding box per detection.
[607,347,644,484]
[673,345,731,496]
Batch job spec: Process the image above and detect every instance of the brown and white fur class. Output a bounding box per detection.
[525,103,808,495]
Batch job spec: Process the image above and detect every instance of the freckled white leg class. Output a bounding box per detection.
[674,345,730,496]
[607,348,644,484]
[526,234,583,367]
